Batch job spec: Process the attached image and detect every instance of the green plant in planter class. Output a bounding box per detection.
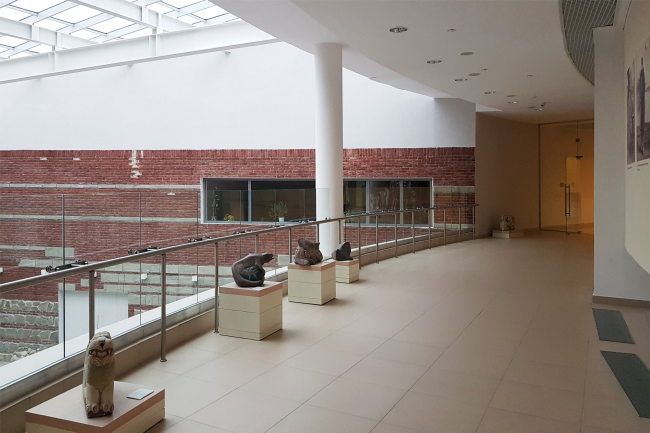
[223,214,235,222]
[269,201,288,221]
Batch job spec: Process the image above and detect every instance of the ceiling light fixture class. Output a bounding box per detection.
[455,78,467,82]
[468,73,480,76]
[507,95,516,97]
[427,60,442,64]
[527,74,533,77]
[389,26,408,33]
[508,101,518,104]
[460,52,473,56]
[447,29,456,32]
[481,68,488,71]
[484,91,495,94]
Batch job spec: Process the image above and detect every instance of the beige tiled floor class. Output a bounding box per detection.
[118,232,650,433]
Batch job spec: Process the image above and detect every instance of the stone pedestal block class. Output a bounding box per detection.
[492,230,524,239]
[288,261,336,305]
[25,382,164,433]
[335,259,359,283]
[218,281,283,340]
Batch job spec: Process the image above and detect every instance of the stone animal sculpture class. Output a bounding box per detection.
[332,242,353,261]
[294,238,323,266]
[231,253,274,287]
[499,214,515,231]
[83,331,115,418]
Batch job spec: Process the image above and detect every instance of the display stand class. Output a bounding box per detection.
[288,261,336,305]
[335,259,359,283]
[492,230,524,239]
[25,382,164,433]
[218,280,283,340]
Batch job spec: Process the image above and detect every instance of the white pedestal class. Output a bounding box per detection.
[218,280,283,340]
[335,259,359,283]
[25,382,164,433]
[288,261,336,305]
[492,230,524,239]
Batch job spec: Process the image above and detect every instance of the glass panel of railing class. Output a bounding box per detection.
[0,194,65,376]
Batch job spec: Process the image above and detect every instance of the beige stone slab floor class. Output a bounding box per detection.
[118,232,650,433]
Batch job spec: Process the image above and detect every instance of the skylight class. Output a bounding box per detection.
[53,5,102,24]
[0,0,238,59]
[11,0,64,13]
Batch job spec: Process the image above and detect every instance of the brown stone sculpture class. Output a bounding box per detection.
[83,331,115,418]
[294,238,323,266]
[232,253,274,287]
[332,242,353,261]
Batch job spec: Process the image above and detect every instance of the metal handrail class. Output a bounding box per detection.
[0,203,477,362]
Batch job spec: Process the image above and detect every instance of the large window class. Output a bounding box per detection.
[202,178,431,223]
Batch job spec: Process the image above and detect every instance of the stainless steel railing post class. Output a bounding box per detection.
[394,213,398,258]
[289,228,292,263]
[214,242,219,333]
[160,253,167,362]
[358,216,362,269]
[458,207,462,243]
[473,206,476,241]
[375,216,379,263]
[316,223,320,243]
[88,270,95,339]
[443,208,447,246]
[428,209,431,249]
[255,234,259,253]
[412,211,415,253]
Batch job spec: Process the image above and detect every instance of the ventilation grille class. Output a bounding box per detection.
[561,0,617,84]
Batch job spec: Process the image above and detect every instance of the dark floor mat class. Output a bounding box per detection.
[592,308,635,344]
[601,351,650,418]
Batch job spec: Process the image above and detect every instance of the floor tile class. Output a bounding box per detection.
[307,377,406,421]
[282,346,364,376]
[159,419,234,433]
[514,328,589,368]
[582,393,639,433]
[240,365,336,403]
[188,388,300,433]
[184,332,251,354]
[476,408,580,433]
[411,368,500,408]
[183,354,276,388]
[433,348,513,379]
[370,339,445,367]
[144,346,222,375]
[145,414,183,433]
[370,423,423,433]
[383,391,485,433]
[503,358,586,393]
[267,404,377,433]
[264,324,334,346]
[160,375,234,418]
[584,368,628,401]
[489,380,584,423]
[313,331,387,356]
[117,366,179,387]
[342,357,428,390]
[225,340,308,365]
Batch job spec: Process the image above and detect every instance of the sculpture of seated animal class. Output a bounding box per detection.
[294,238,323,266]
[232,253,274,287]
[332,242,353,261]
[499,214,515,231]
[83,331,115,418]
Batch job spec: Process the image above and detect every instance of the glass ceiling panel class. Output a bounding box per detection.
[178,15,199,25]
[29,44,53,54]
[0,7,30,21]
[193,5,226,19]
[11,0,65,13]
[71,29,100,40]
[0,35,26,47]
[53,5,101,24]
[163,0,201,8]
[11,51,33,58]
[147,4,172,14]
[121,27,152,39]
[36,19,68,31]
[90,17,131,33]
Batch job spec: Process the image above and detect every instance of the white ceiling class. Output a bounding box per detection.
[212,0,599,124]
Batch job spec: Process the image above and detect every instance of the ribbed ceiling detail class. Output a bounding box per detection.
[561,0,617,84]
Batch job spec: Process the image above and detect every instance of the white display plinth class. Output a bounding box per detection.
[492,230,524,239]
[335,259,359,283]
[288,261,336,305]
[25,382,164,433]
[218,280,283,340]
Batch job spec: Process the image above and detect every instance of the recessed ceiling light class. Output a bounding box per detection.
[484,91,495,94]
[535,108,543,111]
[389,26,408,33]
[427,60,442,64]
[508,101,518,104]
[447,28,456,32]
[455,78,468,82]
[532,96,538,99]
[527,74,533,77]
[527,106,537,109]
[460,52,473,56]
[468,73,480,76]
[507,95,516,97]
[481,68,488,71]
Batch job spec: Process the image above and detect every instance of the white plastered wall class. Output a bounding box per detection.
[0,42,448,151]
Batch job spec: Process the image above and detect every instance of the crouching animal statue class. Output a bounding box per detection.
[231,253,274,287]
[83,331,115,418]
[294,238,323,266]
[332,242,353,261]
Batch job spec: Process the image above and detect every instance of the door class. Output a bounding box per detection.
[565,156,582,233]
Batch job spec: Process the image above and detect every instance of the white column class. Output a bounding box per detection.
[315,43,343,256]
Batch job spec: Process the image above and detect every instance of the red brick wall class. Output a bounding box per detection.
[0,148,474,186]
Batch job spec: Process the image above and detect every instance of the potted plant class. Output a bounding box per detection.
[270,201,288,223]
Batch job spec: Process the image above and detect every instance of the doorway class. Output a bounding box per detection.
[540,120,594,234]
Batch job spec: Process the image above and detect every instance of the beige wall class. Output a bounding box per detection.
[475,113,539,237]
